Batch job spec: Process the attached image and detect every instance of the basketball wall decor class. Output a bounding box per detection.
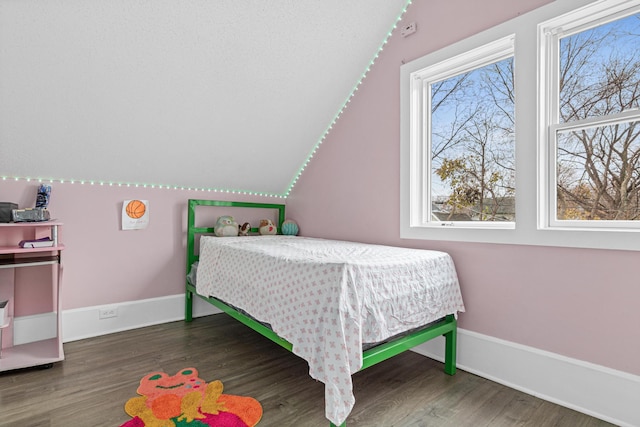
[125,199,146,219]
[122,199,149,230]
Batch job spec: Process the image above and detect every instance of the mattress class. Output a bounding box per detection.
[195,235,465,425]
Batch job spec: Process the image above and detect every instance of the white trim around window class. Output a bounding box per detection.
[400,0,640,251]
[538,0,640,232]
[408,35,516,231]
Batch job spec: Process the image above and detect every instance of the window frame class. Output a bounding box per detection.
[408,35,516,231]
[400,0,640,250]
[538,1,640,231]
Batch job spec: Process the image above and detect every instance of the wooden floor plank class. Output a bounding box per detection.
[0,314,615,427]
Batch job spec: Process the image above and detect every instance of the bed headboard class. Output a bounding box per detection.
[186,199,286,275]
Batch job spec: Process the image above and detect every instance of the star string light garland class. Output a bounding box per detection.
[283,0,412,198]
[3,0,412,201]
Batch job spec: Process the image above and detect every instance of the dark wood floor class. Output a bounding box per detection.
[0,314,614,427]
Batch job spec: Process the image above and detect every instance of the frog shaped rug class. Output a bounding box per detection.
[120,367,262,427]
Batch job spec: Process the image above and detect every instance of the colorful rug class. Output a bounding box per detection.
[120,367,262,427]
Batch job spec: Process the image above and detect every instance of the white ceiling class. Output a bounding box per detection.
[0,0,409,195]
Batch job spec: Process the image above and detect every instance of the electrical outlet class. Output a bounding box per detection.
[401,22,417,37]
[99,307,118,319]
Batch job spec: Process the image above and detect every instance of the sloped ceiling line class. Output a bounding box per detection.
[283,0,412,198]
[0,0,410,196]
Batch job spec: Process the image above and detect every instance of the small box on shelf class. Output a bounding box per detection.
[0,203,18,223]
[12,207,51,222]
[18,237,54,248]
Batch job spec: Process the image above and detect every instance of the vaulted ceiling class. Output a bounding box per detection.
[0,0,409,196]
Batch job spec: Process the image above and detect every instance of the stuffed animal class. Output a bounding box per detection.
[214,215,238,237]
[281,219,299,236]
[258,219,277,235]
[238,222,251,236]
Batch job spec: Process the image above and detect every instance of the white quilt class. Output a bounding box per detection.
[196,236,465,426]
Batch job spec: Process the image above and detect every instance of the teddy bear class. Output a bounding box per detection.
[258,219,277,235]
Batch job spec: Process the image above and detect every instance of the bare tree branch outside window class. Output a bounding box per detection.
[430,57,515,221]
[557,13,640,221]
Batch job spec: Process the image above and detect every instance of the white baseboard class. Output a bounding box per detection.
[27,295,636,426]
[61,294,220,342]
[412,329,639,427]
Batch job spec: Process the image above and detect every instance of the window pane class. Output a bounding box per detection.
[559,13,640,124]
[430,57,515,222]
[556,121,640,221]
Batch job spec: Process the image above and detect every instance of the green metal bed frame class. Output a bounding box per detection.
[184,199,458,427]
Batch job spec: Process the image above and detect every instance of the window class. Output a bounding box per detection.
[401,0,640,250]
[540,2,640,230]
[407,36,515,229]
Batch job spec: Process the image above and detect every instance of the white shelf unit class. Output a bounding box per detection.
[0,221,64,371]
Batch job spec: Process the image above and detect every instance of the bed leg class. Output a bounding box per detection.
[444,314,457,376]
[185,289,193,322]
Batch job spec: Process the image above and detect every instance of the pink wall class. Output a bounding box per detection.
[1,179,275,310]
[286,0,640,376]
